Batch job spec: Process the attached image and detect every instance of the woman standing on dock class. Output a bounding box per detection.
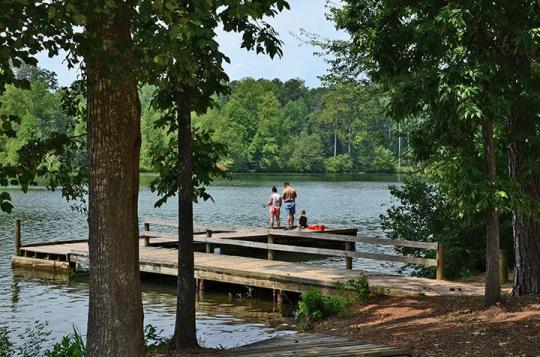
[266,186,282,228]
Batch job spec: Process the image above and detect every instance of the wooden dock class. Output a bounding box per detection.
[203,333,410,356]
[11,221,488,296]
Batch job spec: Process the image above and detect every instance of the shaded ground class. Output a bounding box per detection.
[313,294,540,356]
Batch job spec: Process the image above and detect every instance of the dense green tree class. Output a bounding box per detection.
[327,0,540,304]
[0,78,68,166]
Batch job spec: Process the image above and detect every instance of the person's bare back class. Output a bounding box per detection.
[282,182,297,229]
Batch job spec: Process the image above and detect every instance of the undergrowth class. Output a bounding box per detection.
[295,274,370,331]
[0,322,169,356]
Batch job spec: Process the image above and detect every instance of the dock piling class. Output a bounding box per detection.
[206,229,214,253]
[436,243,445,280]
[345,241,353,269]
[15,218,21,256]
[267,235,274,260]
[143,222,150,246]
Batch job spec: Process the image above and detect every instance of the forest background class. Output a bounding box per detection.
[0,65,407,175]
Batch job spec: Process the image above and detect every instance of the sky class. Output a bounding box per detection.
[36,0,347,88]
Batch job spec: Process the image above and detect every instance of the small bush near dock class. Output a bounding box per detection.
[295,289,348,331]
[295,275,370,331]
[336,275,369,303]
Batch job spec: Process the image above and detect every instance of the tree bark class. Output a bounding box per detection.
[507,112,540,295]
[482,119,501,305]
[172,92,199,349]
[333,131,337,157]
[86,4,144,356]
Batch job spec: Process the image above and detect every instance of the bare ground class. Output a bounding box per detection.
[313,294,540,356]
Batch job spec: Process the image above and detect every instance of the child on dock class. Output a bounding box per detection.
[266,186,282,229]
[298,210,308,229]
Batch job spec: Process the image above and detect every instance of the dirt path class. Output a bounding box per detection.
[313,295,540,356]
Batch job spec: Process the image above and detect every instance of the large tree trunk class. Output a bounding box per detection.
[172,92,199,349]
[86,4,144,356]
[482,119,501,305]
[507,112,540,295]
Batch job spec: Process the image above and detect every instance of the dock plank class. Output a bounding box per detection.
[203,333,410,356]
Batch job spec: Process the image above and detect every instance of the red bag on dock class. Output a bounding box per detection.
[308,224,326,231]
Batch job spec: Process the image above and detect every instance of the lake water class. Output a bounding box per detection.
[0,173,402,349]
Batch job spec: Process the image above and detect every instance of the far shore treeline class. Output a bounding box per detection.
[0,65,407,175]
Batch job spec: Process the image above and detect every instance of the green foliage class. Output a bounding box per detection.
[325,154,353,173]
[0,68,87,213]
[144,325,170,355]
[295,275,370,331]
[369,146,395,172]
[194,78,403,173]
[149,126,230,207]
[16,321,52,357]
[380,176,513,279]
[344,275,369,302]
[45,328,85,357]
[0,322,85,357]
[284,133,325,173]
[0,325,13,357]
[294,289,348,331]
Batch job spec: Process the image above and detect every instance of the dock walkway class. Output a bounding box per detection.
[203,333,410,356]
[12,237,486,296]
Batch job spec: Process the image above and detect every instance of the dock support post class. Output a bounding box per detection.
[267,235,274,260]
[15,218,21,256]
[345,241,353,270]
[198,279,205,291]
[436,243,445,280]
[499,249,508,283]
[143,222,150,246]
[272,289,283,312]
[206,229,214,254]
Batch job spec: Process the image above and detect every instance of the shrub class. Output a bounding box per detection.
[345,275,369,301]
[144,324,170,354]
[325,154,353,173]
[45,328,85,357]
[295,289,348,331]
[369,146,396,172]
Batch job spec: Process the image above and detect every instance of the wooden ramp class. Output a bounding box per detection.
[12,239,487,296]
[203,333,410,356]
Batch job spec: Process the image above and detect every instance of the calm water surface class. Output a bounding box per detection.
[0,173,402,348]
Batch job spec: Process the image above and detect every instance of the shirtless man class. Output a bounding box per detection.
[282,182,297,230]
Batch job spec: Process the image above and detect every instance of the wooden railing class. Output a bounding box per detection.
[141,218,446,280]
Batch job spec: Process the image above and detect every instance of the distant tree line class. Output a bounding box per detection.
[142,77,409,173]
[1,71,409,175]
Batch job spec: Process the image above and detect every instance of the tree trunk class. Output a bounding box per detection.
[482,119,501,305]
[86,4,144,357]
[172,92,199,349]
[507,112,540,295]
[333,131,337,157]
